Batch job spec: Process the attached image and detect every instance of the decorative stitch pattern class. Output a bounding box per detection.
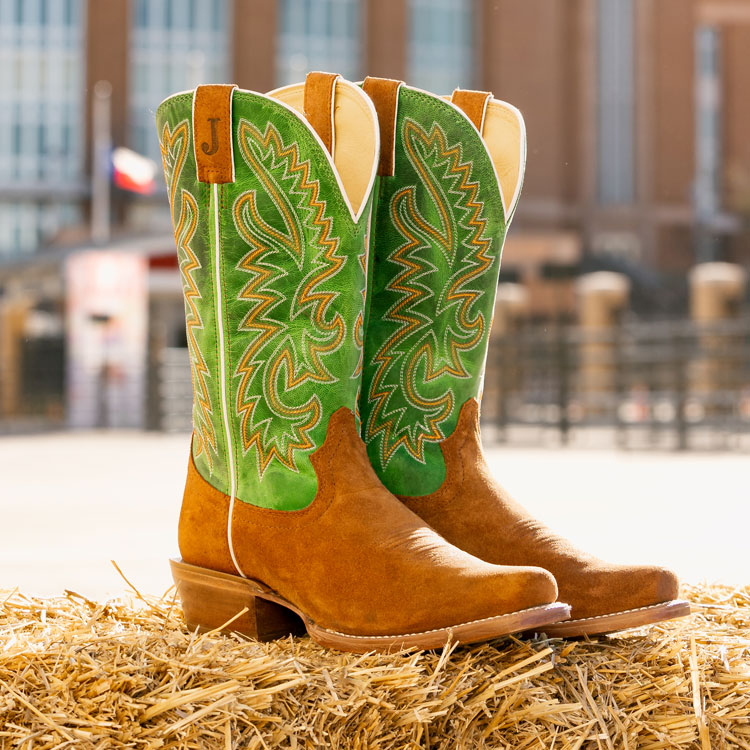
[158,90,371,509]
[161,120,219,472]
[365,118,494,471]
[160,120,189,219]
[232,119,346,477]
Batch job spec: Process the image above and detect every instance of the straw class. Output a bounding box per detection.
[0,581,747,748]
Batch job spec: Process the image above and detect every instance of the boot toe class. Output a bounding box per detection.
[611,563,680,614]
[652,565,680,604]
[471,564,558,618]
[562,562,681,620]
[516,565,558,610]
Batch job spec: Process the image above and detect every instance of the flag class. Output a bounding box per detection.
[111,147,157,195]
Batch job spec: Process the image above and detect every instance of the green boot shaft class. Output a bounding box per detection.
[157,78,378,510]
[360,81,525,496]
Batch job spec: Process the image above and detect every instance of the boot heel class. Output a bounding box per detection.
[170,559,306,641]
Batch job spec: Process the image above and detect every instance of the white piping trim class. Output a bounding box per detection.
[228,87,236,181]
[478,95,490,135]
[387,82,403,176]
[157,88,193,110]
[328,75,339,158]
[211,182,245,578]
[190,89,198,161]
[490,98,527,224]
[265,81,380,224]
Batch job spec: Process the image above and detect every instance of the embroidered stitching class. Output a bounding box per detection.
[554,601,688,625]
[232,118,347,478]
[365,117,493,471]
[161,119,219,472]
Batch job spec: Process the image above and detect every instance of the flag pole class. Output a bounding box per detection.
[91,79,112,245]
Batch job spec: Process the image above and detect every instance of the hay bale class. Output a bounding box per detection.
[1,579,748,748]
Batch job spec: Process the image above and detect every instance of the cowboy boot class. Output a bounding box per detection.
[156,73,570,653]
[359,77,690,636]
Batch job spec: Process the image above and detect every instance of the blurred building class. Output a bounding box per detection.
[2,0,749,272]
[483,0,750,318]
[0,0,749,429]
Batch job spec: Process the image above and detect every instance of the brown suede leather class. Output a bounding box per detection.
[451,89,491,134]
[303,71,338,154]
[179,407,558,636]
[400,399,680,620]
[193,84,237,183]
[362,76,402,176]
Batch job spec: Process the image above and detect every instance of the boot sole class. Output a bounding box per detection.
[531,599,692,638]
[170,558,571,653]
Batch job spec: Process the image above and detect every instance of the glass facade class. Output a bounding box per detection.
[408,0,474,95]
[277,0,361,86]
[129,0,230,163]
[694,25,722,263]
[597,0,635,205]
[0,0,85,256]
[695,26,721,220]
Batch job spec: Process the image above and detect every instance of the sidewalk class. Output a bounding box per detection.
[1,430,747,599]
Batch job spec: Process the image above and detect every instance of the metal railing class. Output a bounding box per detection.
[4,318,750,453]
[482,317,750,451]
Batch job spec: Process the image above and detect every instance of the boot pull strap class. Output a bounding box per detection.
[451,88,492,135]
[304,72,340,155]
[193,84,238,183]
[362,76,402,177]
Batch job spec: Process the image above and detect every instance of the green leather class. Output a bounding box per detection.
[360,86,510,496]
[157,90,373,510]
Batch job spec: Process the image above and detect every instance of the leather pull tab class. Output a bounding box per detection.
[451,89,492,134]
[362,76,402,177]
[304,72,339,154]
[193,84,237,183]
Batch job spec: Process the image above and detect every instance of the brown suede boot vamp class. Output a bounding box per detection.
[176,407,570,651]
[399,399,691,637]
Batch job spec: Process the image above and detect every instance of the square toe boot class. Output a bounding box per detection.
[358,78,690,637]
[156,73,570,653]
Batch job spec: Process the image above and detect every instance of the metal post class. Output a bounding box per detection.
[91,80,112,245]
[557,317,570,445]
[613,319,626,449]
[673,328,688,451]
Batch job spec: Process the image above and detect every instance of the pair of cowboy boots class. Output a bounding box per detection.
[157,73,689,653]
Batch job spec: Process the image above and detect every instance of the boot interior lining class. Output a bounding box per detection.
[270,80,378,217]
[441,95,525,221]
[483,100,525,220]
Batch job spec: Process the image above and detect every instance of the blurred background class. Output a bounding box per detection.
[1,0,749,596]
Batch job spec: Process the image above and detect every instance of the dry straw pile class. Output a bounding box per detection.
[1,578,748,748]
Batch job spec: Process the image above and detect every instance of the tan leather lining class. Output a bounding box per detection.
[270,79,378,217]
[483,100,524,218]
[442,94,525,219]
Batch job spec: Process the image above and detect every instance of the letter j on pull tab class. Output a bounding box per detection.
[193,85,237,184]
[202,118,221,156]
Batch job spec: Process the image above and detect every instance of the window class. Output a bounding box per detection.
[129,0,230,163]
[0,0,85,256]
[408,0,474,95]
[695,26,721,221]
[277,0,361,86]
[597,0,635,205]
